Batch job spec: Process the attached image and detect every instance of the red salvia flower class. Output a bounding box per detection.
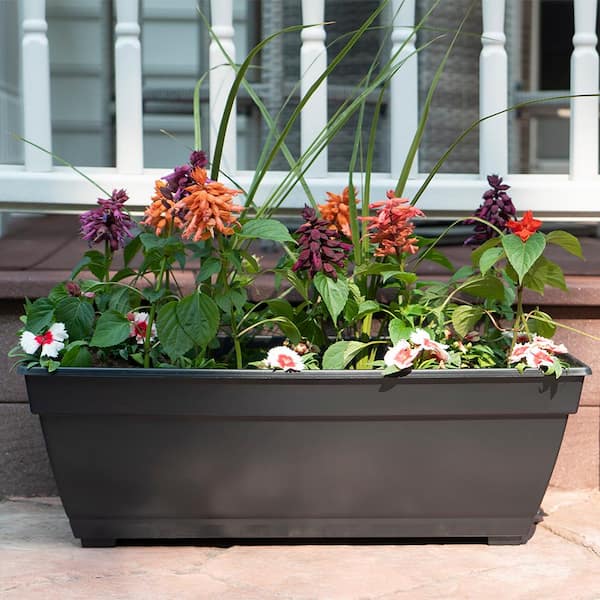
[506,210,543,242]
[361,191,424,257]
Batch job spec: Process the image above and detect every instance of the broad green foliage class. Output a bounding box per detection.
[11,2,584,377]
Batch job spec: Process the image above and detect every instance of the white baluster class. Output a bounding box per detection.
[570,0,599,179]
[301,0,327,177]
[479,0,508,177]
[114,0,143,173]
[22,0,52,171]
[209,0,236,175]
[390,0,417,178]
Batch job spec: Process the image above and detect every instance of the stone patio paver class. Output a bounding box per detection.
[1,489,600,599]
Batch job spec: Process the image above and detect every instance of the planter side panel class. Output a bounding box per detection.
[27,369,585,542]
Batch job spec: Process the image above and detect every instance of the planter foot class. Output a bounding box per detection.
[81,538,117,548]
[488,525,536,546]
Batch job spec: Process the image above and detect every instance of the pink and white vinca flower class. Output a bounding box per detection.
[384,339,420,370]
[509,335,568,370]
[409,328,450,362]
[20,323,69,358]
[266,346,305,371]
[128,312,157,345]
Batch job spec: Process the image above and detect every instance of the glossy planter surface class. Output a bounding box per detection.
[23,361,590,546]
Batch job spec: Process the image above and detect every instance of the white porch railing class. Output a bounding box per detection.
[1,0,600,220]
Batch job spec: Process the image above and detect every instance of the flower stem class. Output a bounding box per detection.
[509,284,525,362]
[104,240,113,283]
[143,256,168,368]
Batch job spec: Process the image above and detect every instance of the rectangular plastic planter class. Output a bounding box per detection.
[23,361,590,546]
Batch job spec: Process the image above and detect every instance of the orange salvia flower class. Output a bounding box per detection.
[142,180,185,236]
[506,210,543,242]
[318,186,357,238]
[176,167,243,242]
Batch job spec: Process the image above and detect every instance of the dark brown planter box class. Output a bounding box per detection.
[22,361,590,547]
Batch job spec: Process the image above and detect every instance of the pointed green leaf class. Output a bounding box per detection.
[176,293,219,348]
[156,301,193,360]
[357,300,381,318]
[322,340,368,370]
[470,236,502,266]
[108,286,132,314]
[61,341,92,367]
[460,275,505,301]
[54,297,95,340]
[502,232,546,283]
[545,230,583,259]
[196,257,221,283]
[528,310,557,338]
[25,298,55,334]
[90,310,131,347]
[523,256,567,294]
[238,219,294,243]
[452,305,484,338]
[313,272,349,324]
[419,247,454,271]
[389,319,414,345]
[479,247,505,275]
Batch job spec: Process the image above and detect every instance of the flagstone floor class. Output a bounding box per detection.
[1,489,600,600]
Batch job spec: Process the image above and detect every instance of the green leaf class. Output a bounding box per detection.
[90,310,131,347]
[142,287,167,303]
[61,341,92,367]
[108,286,132,314]
[156,301,193,360]
[528,310,557,338]
[25,298,55,334]
[523,257,567,294]
[502,232,546,283]
[470,236,502,267]
[54,297,95,340]
[238,219,294,243]
[269,316,301,344]
[196,257,221,283]
[123,234,142,266]
[266,299,295,321]
[545,230,583,259]
[215,288,247,313]
[479,247,505,275]
[450,265,476,283]
[418,247,454,271]
[389,319,413,345]
[460,275,505,301]
[76,250,108,281]
[452,305,484,338]
[48,283,69,304]
[111,268,137,283]
[322,340,369,370]
[176,293,219,348]
[313,272,349,324]
[357,300,381,318]
[381,271,417,285]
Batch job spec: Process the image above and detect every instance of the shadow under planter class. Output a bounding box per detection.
[22,362,590,547]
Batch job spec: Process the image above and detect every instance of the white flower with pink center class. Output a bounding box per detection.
[409,328,449,362]
[128,312,157,345]
[20,323,69,358]
[384,340,420,370]
[509,341,556,369]
[266,346,305,371]
[531,335,568,355]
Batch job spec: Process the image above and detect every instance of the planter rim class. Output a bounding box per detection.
[18,355,591,381]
